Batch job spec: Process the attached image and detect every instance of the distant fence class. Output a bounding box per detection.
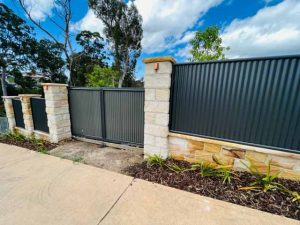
[170,55,300,153]
[0,117,8,134]
[69,88,144,146]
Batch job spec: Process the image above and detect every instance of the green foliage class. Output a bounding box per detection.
[89,0,143,87]
[191,162,217,177]
[239,160,281,192]
[71,30,107,86]
[72,156,84,164]
[3,132,26,141]
[189,26,229,62]
[0,3,36,95]
[166,162,189,173]
[86,66,119,87]
[146,155,165,167]
[33,39,67,83]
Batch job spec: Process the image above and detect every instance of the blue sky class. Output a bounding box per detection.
[3,0,300,79]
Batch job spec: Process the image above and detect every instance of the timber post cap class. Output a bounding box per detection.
[143,56,176,64]
[41,83,68,87]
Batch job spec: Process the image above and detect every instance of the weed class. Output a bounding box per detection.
[146,154,165,167]
[73,156,84,164]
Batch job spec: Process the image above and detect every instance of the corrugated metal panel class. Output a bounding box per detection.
[12,99,25,129]
[69,89,103,139]
[170,55,300,153]
[31,98,49,133]
[104,90,144,145]
[69,88,144,146]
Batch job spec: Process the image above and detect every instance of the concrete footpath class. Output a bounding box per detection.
[0,143,299,225]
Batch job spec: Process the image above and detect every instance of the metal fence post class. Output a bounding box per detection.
[100,89,106,141]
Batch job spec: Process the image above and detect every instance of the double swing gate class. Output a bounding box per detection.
[69,88,144,147]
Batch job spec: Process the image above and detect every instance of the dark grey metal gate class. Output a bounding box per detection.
[170,55,300,153]
[12,99,25,128]
[69,88,144,146]
[31,98,49,133]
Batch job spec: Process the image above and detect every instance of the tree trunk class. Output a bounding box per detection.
[118,69,126,88]
[1,67,7,96]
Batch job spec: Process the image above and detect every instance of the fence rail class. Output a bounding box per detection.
[170,55,300,153]
[69,88,144,146]
[12,99,25,129]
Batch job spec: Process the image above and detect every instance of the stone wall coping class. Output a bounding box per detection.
[143,56,176,64]
[169,132,300,159]
[41,83,68,87]
[18,94,42,97]
[34,130,50,136]
[1,96,19,99]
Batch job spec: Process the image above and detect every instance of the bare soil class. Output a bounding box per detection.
[125,159,300,221]
[49,140,144,173]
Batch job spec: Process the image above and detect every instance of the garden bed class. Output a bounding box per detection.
[0,133,58,152]
[125,159,300,220]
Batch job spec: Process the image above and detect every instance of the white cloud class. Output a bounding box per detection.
[22,0,55,21]
[135,0,223,53]
[75,0,223,54]
[222,0,300,58]
[71,9,105,34]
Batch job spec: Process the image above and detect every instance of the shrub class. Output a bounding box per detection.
[146,154,165,167]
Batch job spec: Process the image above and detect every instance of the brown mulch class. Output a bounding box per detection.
[0,138,58,152]
[125,159,300,221]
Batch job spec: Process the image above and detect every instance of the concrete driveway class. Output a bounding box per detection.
[0,143,299,225]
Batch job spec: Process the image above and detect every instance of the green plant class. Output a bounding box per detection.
[239,160,281,192]
[4,132,26,141]
[146,155,165,167]
[191,162,217,177]
[166,162,189,173]
[73,156,84,164]
[216,165,234,184]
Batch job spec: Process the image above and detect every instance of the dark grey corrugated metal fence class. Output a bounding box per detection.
[12,99,25,129]
[170,55,300,153]
[0,117,8,134]
[69,88,144,146]
[31,98,49,133]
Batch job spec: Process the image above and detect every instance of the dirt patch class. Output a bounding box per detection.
[0,137,58,152]
[125,159,300,221]
[49,140,144,173]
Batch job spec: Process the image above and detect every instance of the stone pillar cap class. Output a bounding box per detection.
[1,96,19,99]
[143,56,176,64]
[41,83,68,87]
[18,94,41,97]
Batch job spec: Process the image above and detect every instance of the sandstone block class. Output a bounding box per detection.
[203,143,221,153]
[245,151,267,162]
[145,89,155,101]
[155,89,170,101]
[144,101,169,113]
[144,124,168,137]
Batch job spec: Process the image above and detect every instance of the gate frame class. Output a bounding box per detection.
[68,87,145,147]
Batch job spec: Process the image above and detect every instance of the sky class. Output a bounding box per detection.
[3,0,300,79]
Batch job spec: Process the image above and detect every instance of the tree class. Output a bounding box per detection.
[89,0,143,87]
[33,39,67,83]
[86,65,119,87]
[189,26,229,62]
[71,31,107,86]
[0,3,35,96]
[18,0,76,85]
